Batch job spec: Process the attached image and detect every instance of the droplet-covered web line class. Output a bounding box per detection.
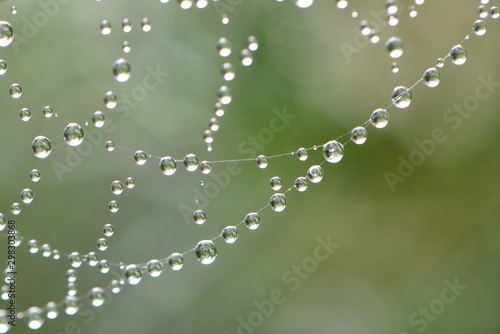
[0,0,498,331]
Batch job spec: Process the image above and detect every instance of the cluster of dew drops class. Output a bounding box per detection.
[0,0,499,331]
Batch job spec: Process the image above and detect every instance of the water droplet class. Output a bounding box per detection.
[388,14,399,26]
[140,17,151,32]
[27,240,39,254]
[392,62,399,73]
[257,155,268,169]
[217,37,231,57]
[270,193,287,212]
[68,252,83,268]
[168,253,184,271]
[221,63,235,81]
[53,250,60,260]
[125,265,142,285]
[112,58,131,83]
[193,209,206,225]
[97,260,109,273]
[179,0,193,9]
[125,177,135,189]
[351,10,358,18]
[203,130,214,144]
[307,165,324,183]
[0,59,6,75]
[9,83,22,99]
[109,200,119,213]
[110,280,122,294]
[64,296,79,315]
[146,260,162,277]
[105,140,115,152]
[20,108,31,122]
[391,86,412,108]
[110,180,123,195]
[200,161,212,174]
[248,36,259,51]
[24,307,44,330]
[423,67,440,88]
[386,37,404,58]
[491,6,499,19]
[209,118,219,132]
[218,86,232,105]
[351,127,368,145]
[89,287,106,307]
[29,169,41,183]
[92,111,105,128]
[134,150,148,165]
[244,212,260,230]
[96,238,108,252]
[323,140,344,163]
[103,223,114,237]
[270,176,282,191]
[221,14,229,24]
[122,41,131,53]
[478,5,488,19]
[196,0,208,8]
[100,20,111,35]
[42,105,53,118]
[386,0,398,14]
[295,177,309,192]
[337,0,348,9]
[195,240,217,265]
[67,282,77,296]
[295,0,314,8]
[64,123,84,146]
[184,154,199,172]
[87,252,98,266]
[158,156,176,176]
[46,302,59,319]
[450,45,467,65]
[214,102,225,117]
[122,18,132,33]
[39,244,50,257]
[222,226,238,244]
[240,49,253,66]
[104,91,118,109]
[473,20,487,36]
[360,20,372,35]
[296,148,308,161]
[10,203,20,215]
[0,21,14,47]
[66,269,77,282]
[20,188,34,204]
[370,108,389,129]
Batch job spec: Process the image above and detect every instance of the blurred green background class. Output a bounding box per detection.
[1,0,500,333]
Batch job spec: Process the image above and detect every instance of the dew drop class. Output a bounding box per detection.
[478,5,488,19]
[112,58,131,83]
[360,20,372,36]
[386,37,404,58]
[195,240,217,265]
[214,102,225,117]
[97,238,109,251]
[295,0,314,8]
[369,30,380,44]
[24,307,44,330]
[248,36,259,51]
[370,108,389,129]
[98,260,110,274]
[68,252,83,268]
[221,63,235,81]
[168,253,184,271]
[222,226,238,244]
[10,203,20,215]
[179,0,193,10]
[209,118,219,131]
[244,212,260,230]
[160,156,177,175]
[217,37,231,57]
[295,177,308,192]
[64,123,84,146]
[193,209,206,225]
[134,150,148,165]
[125,265,142,285]
[0,59,6,75]
[87,252,98,266]
[436,58,445,68]
[423,67,440,88]
[52,250,60,260]
[100,20,111,35]
[111,180,124,195]
[491,6,499,19]
[392,63,399,73]
[20,108,31,122]
[66,269,77,283]
[473,20,487,36]
[27,240,39,254]
[257,155,268,169]
[125,177,135,189]
[450,45,467,65]
[88,287,106,307]
[391,86,412,108]
[146,260,163,277]
[351,127,368,145]
[9,83,22,98]
[92,111,105,127]
[388,14,399,26]
[109,200,119,213]
[43,106,53,118]
[270,176,282,191]
[20,188,33,204]
[270,193,287,212]
[110,280,122,294]
[203,130,214,144]
[122,41,131,53]
[221,14,229,25]
[323,140,344,163]
[67,283,77,296]
[409,5,418,17]
[337,0,348,9]
[104,91,118,109]
[184,154,199,172]
[64,296,79,315]
[121,18,132,33]
[0,21,14,47]
[105,140,115,152]
[200,161,212,174]
[218,86,232,105]
[46,302,59,319]
[307,165,324,183]
[240,49,253,66]
[196,0,208,8]
[297,148,308,161]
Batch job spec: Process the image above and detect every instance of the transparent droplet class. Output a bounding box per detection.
[351,10,358,18]
[209,118,219,132]
[386,0,398,14]
[10,203,20,215]
[409,5,417,17]
[64,123,84,146]
[46,302,59,320]
[360,20,372,36]
[351,127,368,145]
[68,252,83,268]
[28,169,41,183]
[64,296,79,315]
[122,41,131,53]
[87,252,98,266]
[296,148,308,161]
[24,307,44,330]
[100,20,111,35]
[478,5,488,19]
[0,310,8,333]
[27,240,39,254]
[53,250,60,260]
[0,21,14,47]
[40,245,52,259]
[221,63,235,81]
[295,177,308,192]
[270,176,283,191]
[20,108,31,122]
[122,18,132,33]
[391,86,412,108]
[112,58,131,83]
[111,180,124,195]
[369,30,380,44]
[125,265,142,285]
[218,86,232,105]
[491,6,499,19]
[323,140,344,163]
[97,238,109,252]
[110,280,122,294]
[104,91,118,109]
[158,156,176,176]
[9,83,22,99]
[386,37,404,58]
[203,130,214,144]
[221,14,229,25]
[193,209,206,225]
[450,45,467,65]
[257,155,268,169]
[89,287,106,307]
[214,102,225,117]
[248,35,259,51]
[473,20,487,36]
[295,0,314,8]
[184,154,199,172]
[270,193,287,212]
[67,282,77,296]
[200,161,212,174]
[217,37,231,57]
[423,67,440,88]
[20,188,34,204]
[370,108,389,129]
[147,260,163,277]
[92,111,105,128]
[222,226,238,244]
[244,212,260,230]
[168,253,184,271]
[436,58,445,68]
[388,14,399,26]
[337,0,348,9]
[134,150,148,165]
[307,165,324,184]
[102,224,114,237]
[105,140,115,152]
[125,177,135,189]
[196,0,208,8]
[179,0,193,9]
[0,59,6,75]
[98,260,110,273]
[42,106,53,118]
[66,269,77,283]
[195,240,217,265]
[0,213,4,232]
[240,49,253,66]
[392,63,399,73]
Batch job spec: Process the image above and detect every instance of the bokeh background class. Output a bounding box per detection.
[1,0,500,333]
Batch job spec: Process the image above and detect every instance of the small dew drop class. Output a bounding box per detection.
[104,91,118,109]
[450,44,467,65]
[20,108,31,122]
[134,150,148,165]
[124,265,142,285]
[370,108,389,129]
[386,37,404,58]
[105,140,115,152]
[112,58,131,83]
[423,67,440,88]
[30,169,41,182]
[200,161,212,174]
[240,49,253,66]
[195,240,217,265]
[184,154,199,172]
[9,83,22,99]
[125,177,135,189]
[222,226,238,244]
[391,86,412,108]
[307,165,324,184]
[0,21,14,47]
[323,140,344,163]
[217,37,231,57]
[168,253,184,271]
[270,176,283,191]
[351,127,368,145]
[146,260,163,277]
[160,156,177,175]
[100,20,111,35]
[97,238,109,251]
[295,177,309,192]
[256,155,268,169]
[244,212,261,230]
[193,209,206,225]
[141,18,151,32]
[269,193,287,212]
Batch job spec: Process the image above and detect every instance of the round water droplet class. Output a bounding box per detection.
[184,154,199,172]
[214,102,225,117]
[473,20,486,36]
[391,86,412,108]
[450,45,467,65]
[351,127,368,145]
[218,86,232,105]
[222,226,238,244]
[100,20,111,35]
[296,148,308,161]
[97,238,108,251]
[257,155,268,169]
[323,140,344,163]
[20,108,31,122]
[217,37,231,57]
[0,21,14,47]
[370,108,389,129]
[244,212,260,230]
[240,49,253,66]
[46,302,59,319]
[200,161,212,175]
[125,177,135,189]
[179,0,193,9]
[423,67,440,88]
[64,123,84,146]
[388,14,399,26]
[111,180,124,195]
[436,58,445,68]
[351,10,358,18]
[20,188,33,204]
[27,240,39,254]
[295,177,309,192]
[98,260,110,274]
[307,165,324,183]
[337,0,348,9]
[147,260,162,277]
[53,250,60,260]
[195,240,217,265]
[295,0,314,8]
[29,169,41,182]
[392,62,399,73]
[122,18,132,33]
[64,296,79,315]
[103,223,114,237]
[386,37,404,58]
[221,14,229,24]
[270,193,287,212]
[112,58,131,82]
[134,150,148,165]
[209,118,219,131]
[68,252,83,268]
[270,176,282,191]
[88,287,106,307]
[0,213,4,232]
[203,130,214,144]
[221,62,235,81]
[24,307,44,330]
[122,41,131,53]
[92,111,105,127]
[193,209,206,225]
[360,20,372,35]
[40,244,51,257]
[409,5,417,17]
[87,252,98,266]
[478,5,488,19]
[491,6,499,19]
[369,30,380,43]
[0,60,6,76]
[105,140,115,152]
[42,106,53,118]
[168,253,184,271]
[10,203,20,215]
[125,265,142,285]
[9,83,22,99]
[110,280,121,294]
[104,91,118,109]
[66,269,77,283]
[248,36,259,51]
[67,282,77,296]
[159,156,176,176]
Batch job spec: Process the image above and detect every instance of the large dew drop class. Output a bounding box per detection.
[146,260,162,277]
[184,154,199,172]
[351,127,368,145]
[295,0,314,8]
[9,83,22,99]
[370,109,389,129]
[0,21,14,47]
[269,193,287,212]
[160,156,177,175]
[423,68,440,88]
[88,287,106,307]
[306,165,324,184]
[112,58,131,82]
[64,123,84,146]
[32,136,52,159]
[244,212,260,230]
[168,253,184,271]
[385,37,404,58]
[391,86,412,108]
[195,240,217,265]
[24,307,44,330]
[450,45,467,65]
[124,265,142,285]
[323,140,344,163]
